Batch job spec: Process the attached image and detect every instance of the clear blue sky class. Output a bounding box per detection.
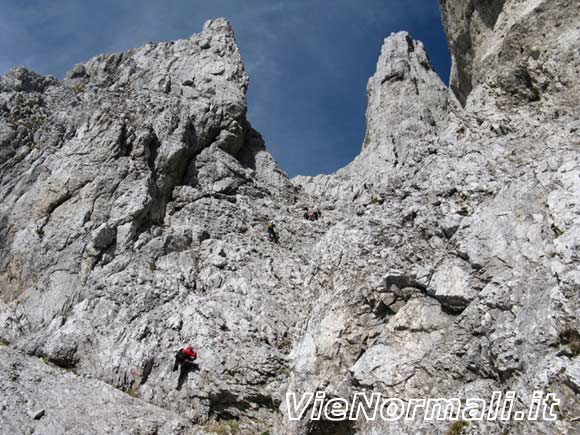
[0,0,450,177]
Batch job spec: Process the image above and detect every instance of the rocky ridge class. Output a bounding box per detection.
[0,1,579,434]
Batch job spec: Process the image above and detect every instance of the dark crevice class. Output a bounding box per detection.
[306,417,356,435]
[116,123,131,157]
[384,272,468,315]
[208,389,278,420]
[516,67,540,102]
[236,121,266,171]
[0,214,12,264]
[144,128,160,178]
[140,357,155,385]
[441,303,467,316]
[385,273,427,292]
[450,31,474,106]
[45,191,73,216]
[474,0,505,28]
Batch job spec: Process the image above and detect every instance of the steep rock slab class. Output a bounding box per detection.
[0,346,197,435]
[285,1,580,433]
[439,0,580,113]
[0,18,299,427]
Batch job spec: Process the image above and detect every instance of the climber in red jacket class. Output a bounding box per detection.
[173,346,198,390]
[182,346,197,360]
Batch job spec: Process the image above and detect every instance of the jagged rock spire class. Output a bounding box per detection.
[362,31,448,162]
[295,32,449,198]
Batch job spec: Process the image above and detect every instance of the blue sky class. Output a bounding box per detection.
[0,0,450,176]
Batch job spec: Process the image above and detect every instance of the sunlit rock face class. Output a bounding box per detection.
[1,1,579,433]
[440,0,580,113]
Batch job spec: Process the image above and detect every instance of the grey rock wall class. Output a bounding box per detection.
[439,0,579,114]
[0,1,579,434]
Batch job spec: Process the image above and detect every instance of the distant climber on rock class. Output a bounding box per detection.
[173,346,198,390]
[303,207,321,221]
[267,221,278,243]
[371,194,384,205]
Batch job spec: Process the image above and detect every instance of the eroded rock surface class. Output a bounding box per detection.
[440,0,580,113]
[0,1,579,434]
[0,19,297,432]
[0,345,199,435]
[289,0,579,433]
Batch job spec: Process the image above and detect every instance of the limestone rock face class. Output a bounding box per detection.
[0,18,296,432]
[439,0,580,114]
[287,0,579,434]
[0,346,198,435]
[1,2,579,435]
[362,32,448,156]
